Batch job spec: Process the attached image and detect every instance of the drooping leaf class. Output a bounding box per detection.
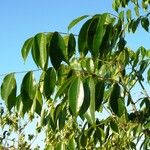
[43,67,56,99]
[68,77,84,116]
[95,80,105,111]
[84,77,95,125]
[109,83,121,116]
[55,142,66,150]
[21,71,36,112]
[141,17,149,32]
[1,73,17,111]
[32,33,48,70]
[68,15,89,31]
[147,68,150,82]
[87,14,108,58]
[49,32,67,69]
[126,9,132,22]
[79,80,90,116]
[21,37,33,61]
[78,19,92,57]
[68,34,76,59]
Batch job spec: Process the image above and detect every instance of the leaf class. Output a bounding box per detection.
[21,37,33,61]
[95,80,105,111]
[32,33,47,70]
[21,71,36,112]
[79,80,90,116]
[49,32,67,70]
[84,77,95,125]
[141,17,149,32]
[78,19,92,57]
[68,77,84,116]
[110,120,119,133]
[88,14,108,58]
[1,73,17,111]
[68,34,76,59]
[134,6,139,17]
[126,9,132,22]
[55,76,76,100]
[109,83,121,116]
[86,58,95,73]
[55,142,66,150]
[68,15,89,31]
[43,67,56,99]
[67,137,76,150]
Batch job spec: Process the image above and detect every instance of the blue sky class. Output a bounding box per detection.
[0,0,149,75]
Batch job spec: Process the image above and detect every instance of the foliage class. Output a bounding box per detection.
[0,0,150,149]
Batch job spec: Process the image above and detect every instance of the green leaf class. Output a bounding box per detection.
[110,120,119,133]
[134,6,139,17]
[141,17,149,32]
[49,32,67,70]
[1,73,17,111]
[43,67,56,99]
[68,77,84,116]
[88,14,108,58]
[79,80,90,116]
[21,71,36,112]
[32,33,47,70]
[95,80,105,111]
[109,83,121,116]
[68,15,89,31]
[126,9,132,22]
[35,88,43,115]
[67,137,76,150]
[78,19,92,57]
[21,37,33,61]
[86,58,95,73]
[68,34,76,59]
[55,142,65,150]
[84,77,95,125]
[55,76,76,100]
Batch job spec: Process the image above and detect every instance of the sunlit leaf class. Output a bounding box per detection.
[32,33,47,70]
[1,73,17,111]
[68,77,84,116]
[21,37,33,61]
[84,77,95,125]
[68,15,89,31]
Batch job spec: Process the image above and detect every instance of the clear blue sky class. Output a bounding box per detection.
[0,0,149,75]
[0,0,149,149]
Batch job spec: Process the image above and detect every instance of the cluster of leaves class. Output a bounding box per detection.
[0,0,150,149]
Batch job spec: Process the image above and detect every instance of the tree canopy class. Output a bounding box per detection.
[0,0,150,149]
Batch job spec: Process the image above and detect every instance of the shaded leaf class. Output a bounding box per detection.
[21,71,36,112]
[95,80,105,111]
[109,83,121,116]
[78,19,92,57]
[141,17,149,32]
[49,32,67,69]
[43,67,56,99]
[110,120,119,133]
[68,15,89,31]
[1,73,17,111]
